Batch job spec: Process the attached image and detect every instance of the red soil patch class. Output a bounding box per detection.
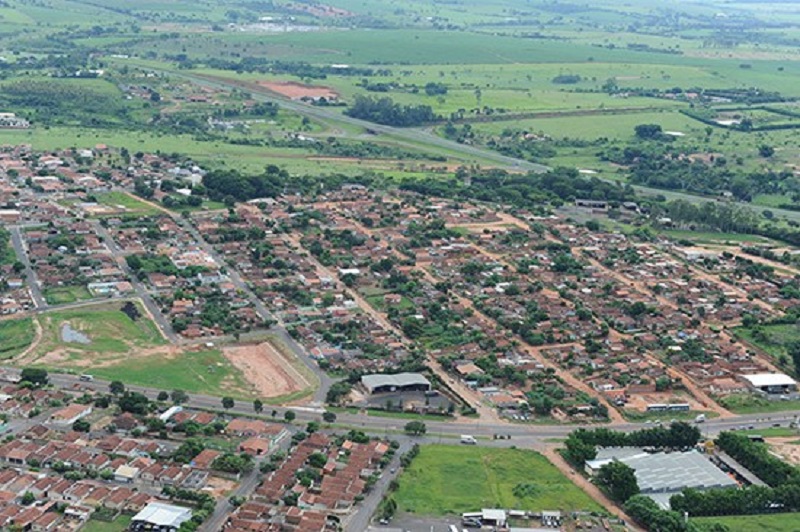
[258,81,339,101]
[223,340,311,399]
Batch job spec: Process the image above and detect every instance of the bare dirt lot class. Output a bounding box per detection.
[258,81,339,100]
[222,339,313,400]
[768,437,800,466]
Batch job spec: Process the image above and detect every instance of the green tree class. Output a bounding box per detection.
[72,419,91,432]
[253,399,264,413]
[171,390,189,404]
[322,411,337,424]
[222,397,235,410]
[284,410,296,422]
[109,380,125,395]
[596,461,640,503]
[404,421,427,436]
[20,368,48,387]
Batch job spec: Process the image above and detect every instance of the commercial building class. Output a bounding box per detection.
[740,373,798,395]
[131,502,192,532]
[586,449,738,509]
[361,373,431,394]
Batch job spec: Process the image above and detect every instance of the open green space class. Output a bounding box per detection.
[90,348,254,399]
[94,191,162,216]
[718,394,800,415]
[43,285,93,305]
[80,515,132,532]
[0,318,36,359]
[692,512,800,532]
[393,445,602,515]
[32,301,165,359]
[740,427,800,438]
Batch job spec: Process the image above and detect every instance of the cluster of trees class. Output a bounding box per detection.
[564,423,701,466]
[345,95,440,127]
[196,57,387,78]
[715,432,798,487]
[399,167,637,212]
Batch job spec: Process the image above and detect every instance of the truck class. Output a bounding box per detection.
[695,414,706,424]
[460,435,477,445]
[79,374,94,382]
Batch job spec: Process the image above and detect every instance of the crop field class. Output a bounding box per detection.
[393,445,602,515]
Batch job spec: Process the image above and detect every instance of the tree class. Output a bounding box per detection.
[109,380,125,395]
[322,411,337,424]
[284,410,296,422]
[253,399,264,413]
[596,461,640,503]
[758,144,775,158]
[306,421,320,434]
[157,391,169,401]
[20,368,48,387]
[20,492,35,505]
[634,124,663,140]
[404,421,427,436]
[72,419,91,432]
[786,340,800,378]
[222,397,235,410]
[171,390,189,404]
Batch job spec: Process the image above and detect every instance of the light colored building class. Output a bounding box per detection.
[740,373,798,395]
[131,502,192,532]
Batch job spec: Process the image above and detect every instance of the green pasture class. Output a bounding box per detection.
[393,445,602,515]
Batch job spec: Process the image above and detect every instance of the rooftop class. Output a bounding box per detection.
[741,373,797,387]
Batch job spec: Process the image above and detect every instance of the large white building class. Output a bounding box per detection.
[131,502,192,532]
[740,373,798,395]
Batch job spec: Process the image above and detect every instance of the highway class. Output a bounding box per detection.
[20,369,797,441]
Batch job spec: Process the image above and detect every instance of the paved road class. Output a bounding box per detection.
[9,226,45,308]
[19,369,798,441]
[91,220,179,343]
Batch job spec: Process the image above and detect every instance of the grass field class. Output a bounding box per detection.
[32,301,165,360]
[718,394,800,415]
[393,445,602,515]
[81,515,132,532]
[0,318,36,359]
[94,191,162,216]
[43,285,93,305]
[90,348,254,398]
[692,513,800,532]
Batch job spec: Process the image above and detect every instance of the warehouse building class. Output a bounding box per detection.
[586,449,738,509]
[131,502,192,532]
[740,373,798,395]
[361,373,431,394]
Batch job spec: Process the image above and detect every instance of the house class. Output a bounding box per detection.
[48,404,92,426]
[240,437,270,456]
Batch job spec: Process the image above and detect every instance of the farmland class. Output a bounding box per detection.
[393,445,602,515]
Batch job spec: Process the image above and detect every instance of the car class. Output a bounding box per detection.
[379,518,390,525]
[773,423,782,427]
[390,468,396,474]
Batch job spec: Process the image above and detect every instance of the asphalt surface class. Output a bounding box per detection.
[9,226,46,308]
[91,219,179,343]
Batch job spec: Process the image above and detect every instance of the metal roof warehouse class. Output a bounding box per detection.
[361,373,431,394]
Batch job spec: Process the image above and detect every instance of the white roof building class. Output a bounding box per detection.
[132,502,192,531]
[741,373,798,394]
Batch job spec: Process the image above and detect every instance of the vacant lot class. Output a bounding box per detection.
[259,80,339,100]
[81,515,132,532]
[0,318,36,359]
[223,338,317,402]
[43,285,93,305]
[91,348,253,398]
[21,302,166,366]
[393,445,601,515]
[692,513,800,532]
[93,191,161,216]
